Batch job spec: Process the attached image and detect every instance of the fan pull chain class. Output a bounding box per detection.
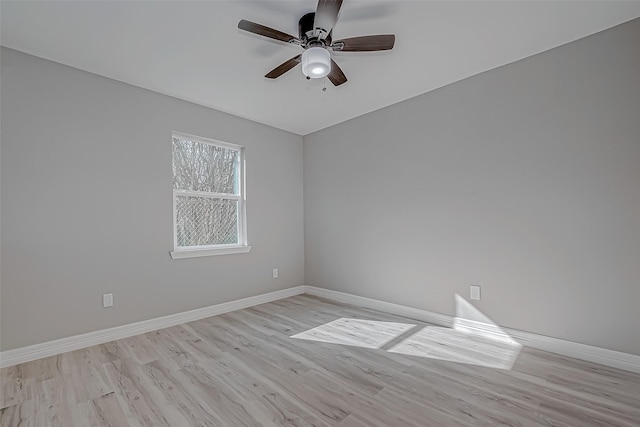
[322,77,327,92]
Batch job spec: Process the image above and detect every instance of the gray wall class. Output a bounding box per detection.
[304,19,640,355]
[0,48,304,351]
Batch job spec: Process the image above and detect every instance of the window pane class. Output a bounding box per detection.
[172,136,239,194]
[175,195,239,247]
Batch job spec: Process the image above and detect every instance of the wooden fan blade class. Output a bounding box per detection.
[265,55,302,79]
[238,19,300,43]
[327,59,347,86]
[314,0,343,38]
[333,34,395,52]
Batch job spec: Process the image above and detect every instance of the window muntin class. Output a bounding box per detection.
[172,133,246,252]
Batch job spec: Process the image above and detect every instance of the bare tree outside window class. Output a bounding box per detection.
[172,134,246,250]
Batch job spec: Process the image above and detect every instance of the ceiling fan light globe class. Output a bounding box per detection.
[301,47,331,79]
[312,66,327,75]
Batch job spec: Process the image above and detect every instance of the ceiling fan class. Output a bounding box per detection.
[238,0,395,86]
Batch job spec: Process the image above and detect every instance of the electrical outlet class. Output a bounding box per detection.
[272,268,279,279]
[470,285,481,301]
[103,293,113,308]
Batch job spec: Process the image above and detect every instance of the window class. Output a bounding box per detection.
[170,132,249,259]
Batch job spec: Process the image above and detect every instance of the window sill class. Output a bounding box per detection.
[170,245,252,259]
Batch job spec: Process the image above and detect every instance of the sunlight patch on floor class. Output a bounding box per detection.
[387,325,522,369]
[291,311,522,369]
[290,318,417,349]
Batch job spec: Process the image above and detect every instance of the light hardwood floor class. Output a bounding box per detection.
[1,295,639,426]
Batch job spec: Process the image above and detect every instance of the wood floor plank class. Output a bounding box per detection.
[102,359,177,427]
[0,365,33,410]
[85,392,130,427]
[2,294,639,426]
[0,400,36,427]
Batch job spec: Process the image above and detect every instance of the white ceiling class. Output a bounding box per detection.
[2,1,640,135]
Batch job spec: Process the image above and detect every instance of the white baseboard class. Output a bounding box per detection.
[303,286,454,327]
[453,317,520,344]
[502,327,640,373]
[303,286,640,374]
[0,286,305,368]
[3,284,639,374]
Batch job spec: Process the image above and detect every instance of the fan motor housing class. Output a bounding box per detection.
[298,12,331,46]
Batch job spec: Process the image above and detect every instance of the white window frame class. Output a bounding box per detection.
[170,132,250,259]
